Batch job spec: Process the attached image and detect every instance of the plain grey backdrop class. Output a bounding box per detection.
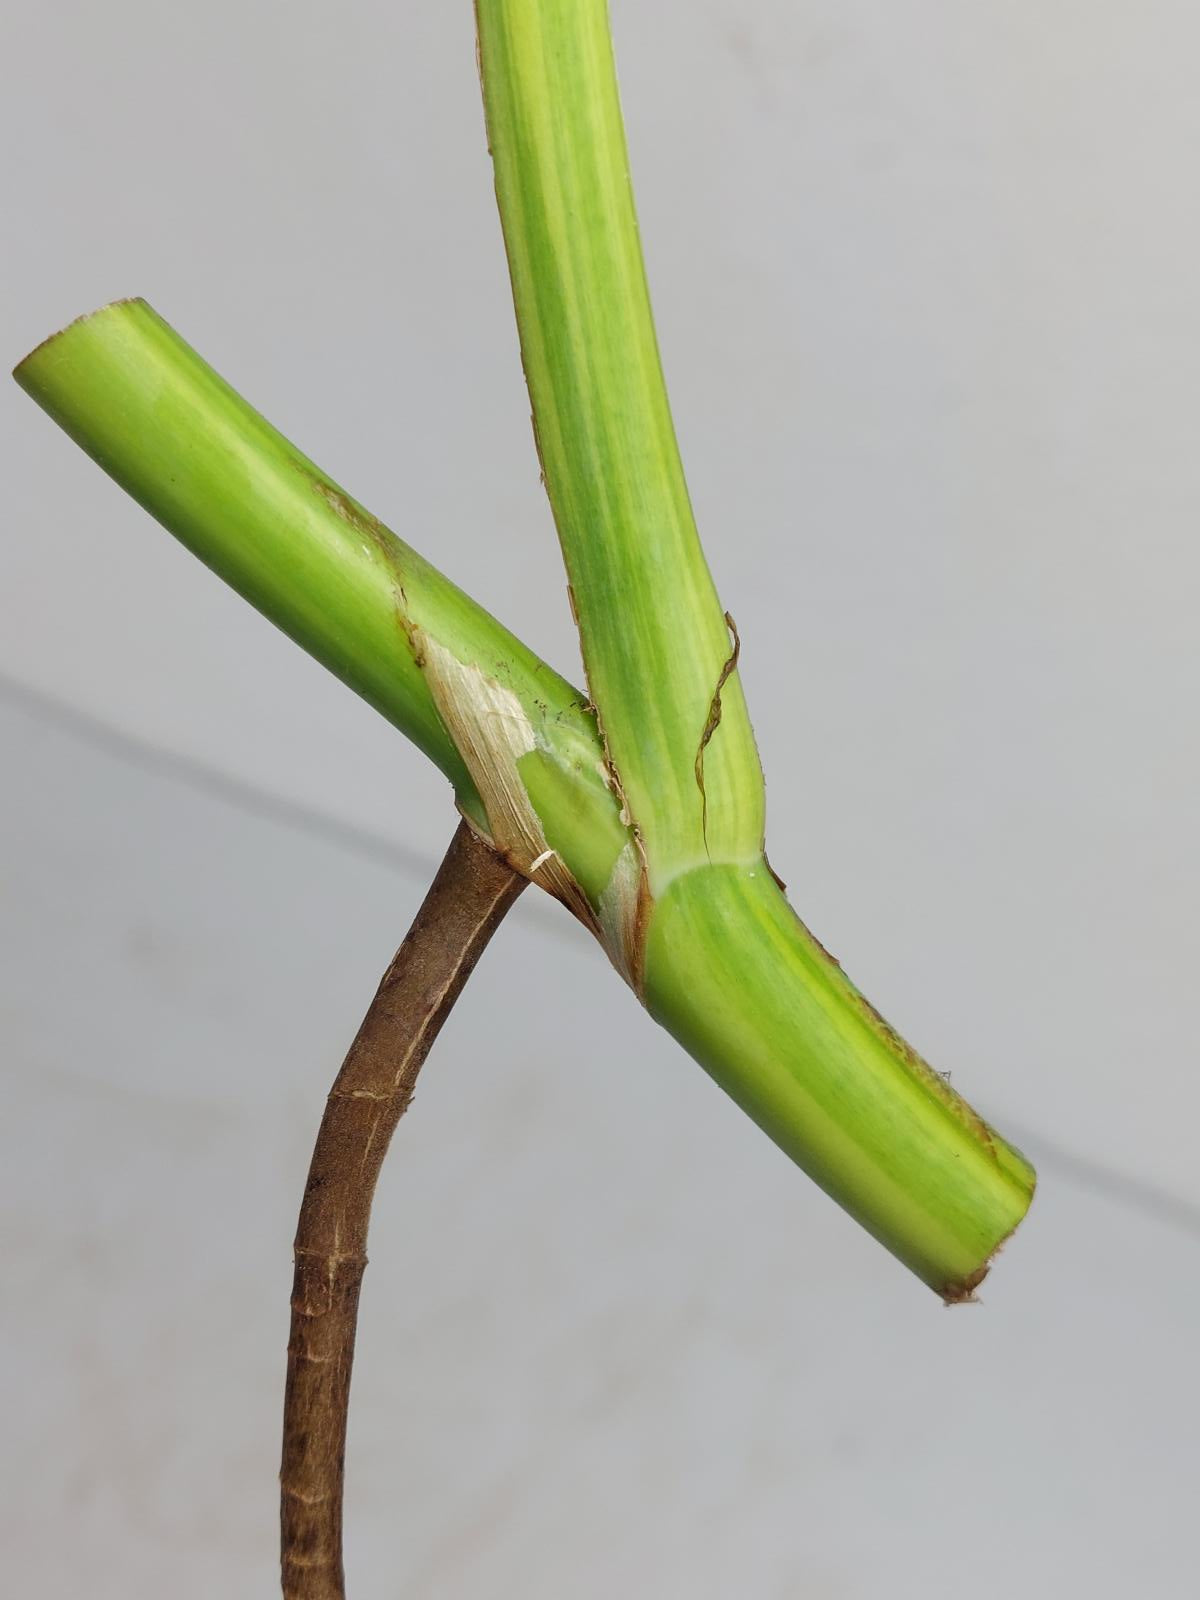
[3,2,1198,1595]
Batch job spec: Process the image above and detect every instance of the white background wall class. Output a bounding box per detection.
[3,3,1198,1595]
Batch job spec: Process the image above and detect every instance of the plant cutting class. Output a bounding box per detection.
[13,2,1036,1595]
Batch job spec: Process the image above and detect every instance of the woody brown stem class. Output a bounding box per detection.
[280,822,524,1598]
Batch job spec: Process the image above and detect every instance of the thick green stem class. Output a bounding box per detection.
[15,293,1033,1299]
[475,0,764,883]
[646,868,1033,1293]
[472,0,1034,1290]
[13,300,629,912]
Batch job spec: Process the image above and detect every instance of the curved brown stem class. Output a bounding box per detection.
[280,821,524,1599]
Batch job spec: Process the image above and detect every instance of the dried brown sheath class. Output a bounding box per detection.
[280,822,524,1598]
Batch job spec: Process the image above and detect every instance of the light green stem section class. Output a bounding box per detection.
[475,0,764,884]
[647,868,1033,1291]
[15,299,1033,1296]
[474,0,1034,1292]
[14,300,628,895]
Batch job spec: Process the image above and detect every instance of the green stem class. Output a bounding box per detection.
[13,300,629,905]
[473,0,1034,1291]
[646,867,1033,1294]
[475,0,764,883]
[14,291,1033,1299]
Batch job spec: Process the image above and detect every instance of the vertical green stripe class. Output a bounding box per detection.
[476,0,766,884]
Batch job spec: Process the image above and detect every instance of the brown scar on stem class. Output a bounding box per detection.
[304,473,438,677]
[940,1263,989,1307]
[310,460,648,980]
[630,861,654,995]
[795,908,1001,1162]
[599,744,653,989]
[853,983,1000,1162]
[473,18,490,156]
[304,473,632,961]
[588,700,653,990]
[557,551,652,981]
[939,1192,1031,1305]
[695,612,741,850]
[309,477,398,564]
[413,629,602,935]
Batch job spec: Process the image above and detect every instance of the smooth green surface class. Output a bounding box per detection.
[13,300,626,869]
[15,297,1034,1294]
[645,866,1035,1291]
[472,0,1034,1290]
[16,0,1038,1293]
[476,0,765,886]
